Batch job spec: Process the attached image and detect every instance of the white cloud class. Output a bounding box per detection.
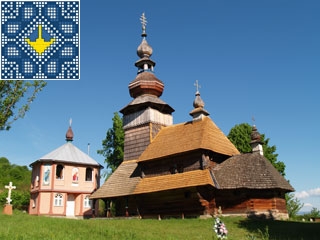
[304,203,313,208]
[295,187,320,199]
[295,191,310,199]
[308,188,320,196]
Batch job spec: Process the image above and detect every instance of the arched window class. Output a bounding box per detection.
[56,164,64,179]
[54,193,63,206]
[84,195,92,208]
[85,167,92,181]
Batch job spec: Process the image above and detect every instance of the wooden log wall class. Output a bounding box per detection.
[135,187,204,218]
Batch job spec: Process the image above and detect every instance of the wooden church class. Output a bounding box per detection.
[90,14,294,219]
[29,124,103,217]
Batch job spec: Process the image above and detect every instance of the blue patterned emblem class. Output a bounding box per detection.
[0,0,80,80]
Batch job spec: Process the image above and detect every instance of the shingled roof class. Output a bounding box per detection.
[212,152,294,191]
[138,116,240,162]
[134,169,214,194]
[90,160,140,199]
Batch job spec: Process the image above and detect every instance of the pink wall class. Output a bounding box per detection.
[29,162,100,217]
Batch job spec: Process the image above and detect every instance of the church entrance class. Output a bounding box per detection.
[66,194,75,217]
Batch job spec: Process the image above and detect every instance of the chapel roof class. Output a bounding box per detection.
[30,124,102,168]
[138,116,240,162]
[212,152,294,191]
[30,141,102,167]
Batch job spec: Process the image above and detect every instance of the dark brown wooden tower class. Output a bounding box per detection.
[120,13,174,161]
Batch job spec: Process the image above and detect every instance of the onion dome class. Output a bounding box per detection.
[250,125,261,143]
[137,38,153,58]
[190,80,209,120]
[193,90,205,108]
[65,119,74,142]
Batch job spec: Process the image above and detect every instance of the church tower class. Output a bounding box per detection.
[120,13,174,161]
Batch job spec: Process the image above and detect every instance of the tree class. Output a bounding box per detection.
[285,193,304,218]
[227,123,286,176]
[0,157,31,210]
[97,112,124,177]
[0,80,46,130]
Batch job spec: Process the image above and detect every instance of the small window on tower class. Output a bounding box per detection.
[56,164,64,179]
[85,167,92,181]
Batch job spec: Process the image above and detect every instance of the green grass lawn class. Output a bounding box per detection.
[0,211,319,240]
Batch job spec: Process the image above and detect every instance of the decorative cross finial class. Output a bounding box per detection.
[69,118,72,127]
[140,13,147,36]
[194,80,201,93]
[5,182,16,205]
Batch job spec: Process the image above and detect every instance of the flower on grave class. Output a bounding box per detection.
[213,217,228,239]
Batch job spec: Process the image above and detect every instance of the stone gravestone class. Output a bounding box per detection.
[3,182,16,215]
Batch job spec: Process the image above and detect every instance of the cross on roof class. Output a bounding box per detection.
[194,80,201,93]
[5,182,16,205]
[140,13,147,34]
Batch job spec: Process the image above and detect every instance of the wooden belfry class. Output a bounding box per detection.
[3,181,16,215]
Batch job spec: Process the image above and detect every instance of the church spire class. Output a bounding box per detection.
[135,13,155,72]
[128,13,164,98]
[189,80,209,120]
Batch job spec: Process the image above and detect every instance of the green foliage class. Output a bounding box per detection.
[97,112,124,177]
[227,123,252,153]
[300,207,320,220]
[0,80,46,130]
[0,157,31,210]
[285,193,304,219]
[310,207,320,218]
[227,123,286,176]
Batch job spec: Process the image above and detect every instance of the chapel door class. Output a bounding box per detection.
[66,194,75,217]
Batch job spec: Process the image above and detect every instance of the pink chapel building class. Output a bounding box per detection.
[29,125,103,218]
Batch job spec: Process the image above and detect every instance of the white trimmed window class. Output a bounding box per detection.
[84,196,92,208]
[54,193,63,206]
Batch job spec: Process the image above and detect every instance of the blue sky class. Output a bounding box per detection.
[1,0,320,212]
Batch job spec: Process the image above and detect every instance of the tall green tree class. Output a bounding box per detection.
[285,193,304,218]
[97,112,124,177]
[227,123,286,176]
[0,80,46,130]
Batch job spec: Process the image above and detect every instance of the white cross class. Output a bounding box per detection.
[5,182,16,205]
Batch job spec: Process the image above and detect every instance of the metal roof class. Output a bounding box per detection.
[30,142,102,168]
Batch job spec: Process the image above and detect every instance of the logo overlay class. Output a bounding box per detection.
[0,0,80,80]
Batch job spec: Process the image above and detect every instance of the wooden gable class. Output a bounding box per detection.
[138,116,239,162]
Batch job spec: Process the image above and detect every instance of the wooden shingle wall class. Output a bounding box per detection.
[124,124,151,161]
